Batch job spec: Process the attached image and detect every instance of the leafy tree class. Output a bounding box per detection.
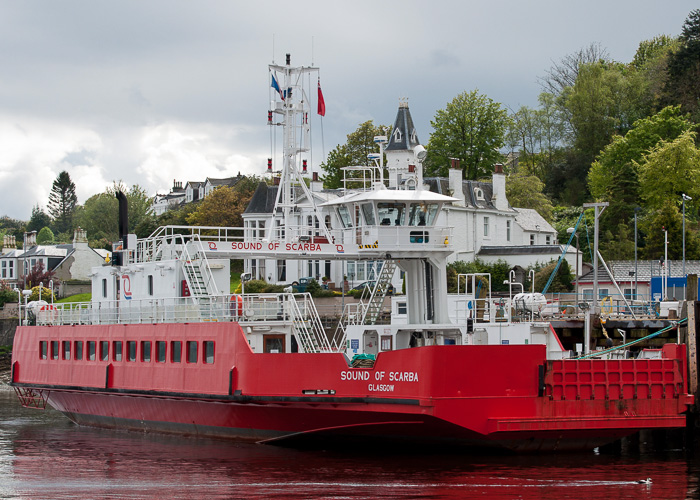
[664,9,700,121]
[425,90,509,179]
[533,260,572,293]
[186,178,259,228]
[27,205,52,233]
[27,285,54,303]
[446,259,512,293]
[505,174,554,222]
[637,130,700,209]
[600,222,636,261]
[23,261,55,289]
[36,227,55,245]
[641,199,700,260]
[47,171,77,234]
[588,105,694,229]
[320,121,391,189]
[538,42,610,97]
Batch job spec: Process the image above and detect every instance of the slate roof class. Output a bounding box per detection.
[577,260,700,283]
[514,208,555,233]
[385,102,420,152]
[244,183,278,214]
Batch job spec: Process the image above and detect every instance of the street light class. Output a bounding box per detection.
[683,194,692,279]
[567,227,580,303]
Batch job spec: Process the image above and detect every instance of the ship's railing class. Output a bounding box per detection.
[33,293,333,333]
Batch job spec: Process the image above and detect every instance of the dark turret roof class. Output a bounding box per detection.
[385,102,420,152]
[244,182,278,214]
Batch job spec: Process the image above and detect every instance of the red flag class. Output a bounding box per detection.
[317,78,326,117]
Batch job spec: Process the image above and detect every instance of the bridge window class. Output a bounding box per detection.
[39,341,47,360]
[361,203,375,225]
[100,341,109,361]
[378,202,405,226]
[408,203,438,226]
[337,206,352,228]
[88,341,96,361]
[51,341,59,360]
[62,341,71,360]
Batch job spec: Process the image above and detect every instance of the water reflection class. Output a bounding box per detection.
[1,390,698,499]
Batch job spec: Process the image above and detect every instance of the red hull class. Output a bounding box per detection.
[10,322,693,452]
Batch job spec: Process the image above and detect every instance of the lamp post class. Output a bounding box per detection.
[567,227,580,303]
[683,194,692,279]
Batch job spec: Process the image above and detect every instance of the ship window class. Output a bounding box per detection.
[62,341,71,360]
[204,341,215,364]
[88,341,96,361]
[337,206,352,228]
[378,202,405,226]
[156,341,166,363]
[40,341,47,360]
[102,279,107,298]
[408,203,436,226]
[113,341,122,362]
[141,341,152,362]
[381,335,393,351]
[74,341,83,361]
[361,203,375,225]
[187,341,198,363]
[100,341,109,361]
[51,341,59,360]
[171,341,182,363]
[148,275,154,296]
[397,302,407,315]
[127,341,137,362]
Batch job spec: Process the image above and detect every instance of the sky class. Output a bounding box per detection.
[0,0,697,221]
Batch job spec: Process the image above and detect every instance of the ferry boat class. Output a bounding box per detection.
[9,57,694,452]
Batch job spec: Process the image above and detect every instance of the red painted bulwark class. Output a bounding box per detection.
[10,323,693,451]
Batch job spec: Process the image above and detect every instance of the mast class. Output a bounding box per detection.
[269,53,330,241]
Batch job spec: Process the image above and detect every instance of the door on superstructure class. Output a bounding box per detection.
[263,334,286,353]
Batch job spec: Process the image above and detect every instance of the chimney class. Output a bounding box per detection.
[2,234,15,254]
[73,227,88,248]
[311,171,323,192]
[492,163,508,211]
[448,159,465,206]
[24,231,37,248]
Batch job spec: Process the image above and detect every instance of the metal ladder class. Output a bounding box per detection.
[287,294,333,353]
[361,260,396,324]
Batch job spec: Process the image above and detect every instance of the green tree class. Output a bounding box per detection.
[641,199,700,260]
[425,90,509,179]
[320,121,391,189]
[664,9,700,121]
[186,178,259,228]
[27,205,52,233]
[505,174,554,222]
[533,260,572,293]
[47,171,77,234]
[36,227,55,245]
[637,130,700,209]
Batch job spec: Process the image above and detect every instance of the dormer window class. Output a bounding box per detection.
[410,128,417,144]
[474,187,485,201]
[393,127,402,142]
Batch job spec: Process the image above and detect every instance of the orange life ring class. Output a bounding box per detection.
[230,294,243,317]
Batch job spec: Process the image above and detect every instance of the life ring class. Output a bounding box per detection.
[38,304,58,324]
[600,296,613,315]
[230,294,243,317]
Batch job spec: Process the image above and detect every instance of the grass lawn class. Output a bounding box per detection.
[56,293,91,303]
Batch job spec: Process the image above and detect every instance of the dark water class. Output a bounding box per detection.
[1,390,699,499]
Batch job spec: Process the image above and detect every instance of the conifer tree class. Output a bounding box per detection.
[47,171,77,235]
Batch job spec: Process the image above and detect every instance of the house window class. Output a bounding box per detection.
[474,188,485,201]
[483,217,489,237]
[8,261,13,279]
[546,235,551,245]
[624,288,635,300]
[141,341,152,362]
[171,341,182,363]
[506,220,511,242]
[1,261,6,279]
[74,341,83,360]
[277,260,286,282]
[393,127,402,142]
[530,234,535,245]
[187,341,198,363]
[204,341,215,364]
[598,288,609,300]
